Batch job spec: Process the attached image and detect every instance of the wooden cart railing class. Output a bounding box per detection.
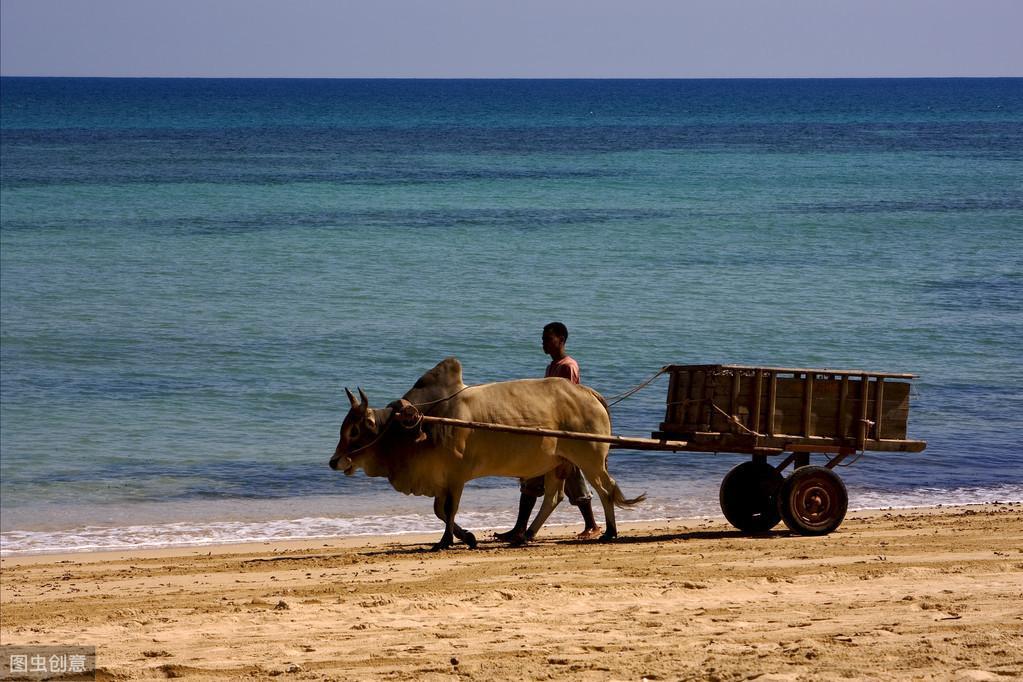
[654,364,926,456]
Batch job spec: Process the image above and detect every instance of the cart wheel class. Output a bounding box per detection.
[777,466,848,536]
[719,461,783,533]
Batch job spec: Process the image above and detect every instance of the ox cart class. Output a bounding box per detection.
[415,364,926,537]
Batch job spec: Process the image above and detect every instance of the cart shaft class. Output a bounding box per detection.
[418,415,690,451]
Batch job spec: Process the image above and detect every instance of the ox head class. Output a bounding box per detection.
[329,387,387,476]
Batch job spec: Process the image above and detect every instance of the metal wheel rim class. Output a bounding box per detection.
[792,481,837,531]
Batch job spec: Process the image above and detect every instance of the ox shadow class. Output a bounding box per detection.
[357,529,788,556]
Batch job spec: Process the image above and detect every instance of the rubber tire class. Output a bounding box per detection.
[719,461,783,533]
[777,465,848,536]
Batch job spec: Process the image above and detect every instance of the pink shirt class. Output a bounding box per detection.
[545,356,580,384]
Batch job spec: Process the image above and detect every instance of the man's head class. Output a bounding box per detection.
[542,321,568,358]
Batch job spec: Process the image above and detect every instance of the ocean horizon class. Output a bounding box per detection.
[2,77,1021,555]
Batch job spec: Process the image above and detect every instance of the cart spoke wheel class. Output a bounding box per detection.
[719,461,783,533]
[777,465,848,536]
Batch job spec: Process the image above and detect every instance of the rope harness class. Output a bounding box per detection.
[605,366,669,406]
[340,369,669,458]
[339,386,471,457]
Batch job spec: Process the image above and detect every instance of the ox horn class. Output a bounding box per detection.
[345,387,359,409]
[358,387,369,409]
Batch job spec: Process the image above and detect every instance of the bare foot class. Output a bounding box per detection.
[576,526,603,540]
[494,528,523,542]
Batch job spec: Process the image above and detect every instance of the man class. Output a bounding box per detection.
[495,322,603,542]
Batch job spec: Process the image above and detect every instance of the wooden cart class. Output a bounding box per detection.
[417,364,926,536]
[647,364,926,535]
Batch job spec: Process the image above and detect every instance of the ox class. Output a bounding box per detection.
[329,358,645,550]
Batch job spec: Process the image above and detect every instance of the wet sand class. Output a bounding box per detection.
[2,504,1021,680]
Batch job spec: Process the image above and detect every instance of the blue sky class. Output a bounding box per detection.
[2,0,1020,78]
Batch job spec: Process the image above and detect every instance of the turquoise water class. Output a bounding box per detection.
[2,78,1021,554]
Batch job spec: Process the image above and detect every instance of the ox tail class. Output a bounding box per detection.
[611,482,647,509]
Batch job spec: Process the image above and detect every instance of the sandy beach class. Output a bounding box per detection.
[2,504,1021,681]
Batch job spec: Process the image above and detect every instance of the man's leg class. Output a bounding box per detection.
[564,466,602,539]
[495,475,543,542]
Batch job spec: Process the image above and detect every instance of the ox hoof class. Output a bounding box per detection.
[598,531,618,543]
[431,539,453,552]
[462,532,478,549]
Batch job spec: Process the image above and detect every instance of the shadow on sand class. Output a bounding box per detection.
[358,528,789,557]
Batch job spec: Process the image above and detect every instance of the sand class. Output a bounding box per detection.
[2,504,1021,681]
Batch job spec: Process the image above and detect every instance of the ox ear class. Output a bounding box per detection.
[358,387,370,411]
[345,387,359,410]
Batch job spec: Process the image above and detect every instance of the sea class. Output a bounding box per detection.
[2,78,1021,555]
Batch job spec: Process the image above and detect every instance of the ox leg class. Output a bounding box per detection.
[431,485,466,551]
[595,480,618,542]
[431,493,455,551]
[556,441,620,542]
[517,471,565,545]
[574,458,620,542]
[433,495,477,549]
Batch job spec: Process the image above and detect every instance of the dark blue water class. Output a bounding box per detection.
[2,78,1022,553]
